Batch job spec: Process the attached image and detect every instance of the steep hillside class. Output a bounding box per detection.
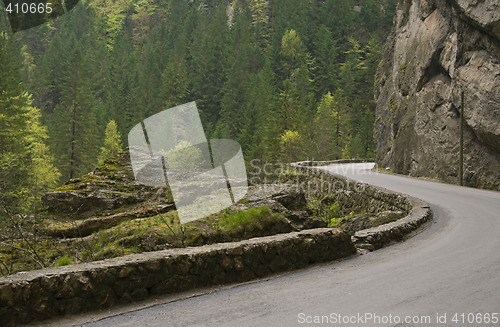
[375,0,500,189]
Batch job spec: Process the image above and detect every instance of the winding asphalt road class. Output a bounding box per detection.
[66,163,500,326]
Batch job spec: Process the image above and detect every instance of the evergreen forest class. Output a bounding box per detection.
[1,0,395,220]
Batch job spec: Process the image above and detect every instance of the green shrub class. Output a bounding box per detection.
[323,203,340,220]
[309,200,340,223]
[390,95,398,113]
[280,130,304,162]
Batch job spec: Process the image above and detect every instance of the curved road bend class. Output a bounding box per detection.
[66,163,500,326]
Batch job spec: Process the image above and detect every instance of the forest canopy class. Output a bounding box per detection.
[1,0,396,203]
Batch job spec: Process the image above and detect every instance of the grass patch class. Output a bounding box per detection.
[280,169,300,176]
[219,207,278,230]
[55,256,73,266]
[399,62,407,74]
[377,167,396,174]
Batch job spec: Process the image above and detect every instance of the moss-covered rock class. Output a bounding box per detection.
[42,149,171,218]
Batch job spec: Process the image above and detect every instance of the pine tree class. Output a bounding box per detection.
[189,4,229,133]
[341,37,367,100]
[0,32,59,214]
[161,40,188,109]
[216,6,257,141]
[98,120,122,165]
[0,32,31,211]
[51,33,98,180]
[330,88,350,150]
[313,25,340,96]
[278,29,314,143]
[248,0,270,49]
[245,61,279,161]
[138,39,162,119]
[108,18,140,137]
[314,92,339,160]
[280,29,305,78]
[318,0,356,40]
[24,104,61,207]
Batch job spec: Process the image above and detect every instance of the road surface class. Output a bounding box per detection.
[59,163,500,326]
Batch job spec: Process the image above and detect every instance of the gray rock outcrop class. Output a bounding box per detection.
[375,0,500,189]
[42,150,169,218]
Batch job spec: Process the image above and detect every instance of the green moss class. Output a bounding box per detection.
[378,167,396,174]
[280,169,300,176]
[0,238,70,275]
[329,211,356,227]
[56,175,101,192]
[375,61,384,84]
[399,62,407,74]
[390,95,398,113]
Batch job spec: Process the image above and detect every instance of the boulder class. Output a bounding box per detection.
[42,150,170,218]
[237,184,327,230]
[272,190,308,210]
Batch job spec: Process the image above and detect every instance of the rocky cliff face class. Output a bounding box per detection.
[375,0,500,189]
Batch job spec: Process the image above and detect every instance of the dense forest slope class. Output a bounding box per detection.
[10,0,395,182]
[375,0,500,189]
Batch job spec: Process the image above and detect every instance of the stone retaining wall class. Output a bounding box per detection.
[289,165,432,251]
[284,166,413,215]
[351,196,432,251]
[0,229,355,327]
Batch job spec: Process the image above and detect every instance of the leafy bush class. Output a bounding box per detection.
[308,199,340,222]
[324,203,340,220]
[280,130,304,162]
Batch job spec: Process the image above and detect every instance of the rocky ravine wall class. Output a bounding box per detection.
[0,168,432,326]
[375,0,500,190]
